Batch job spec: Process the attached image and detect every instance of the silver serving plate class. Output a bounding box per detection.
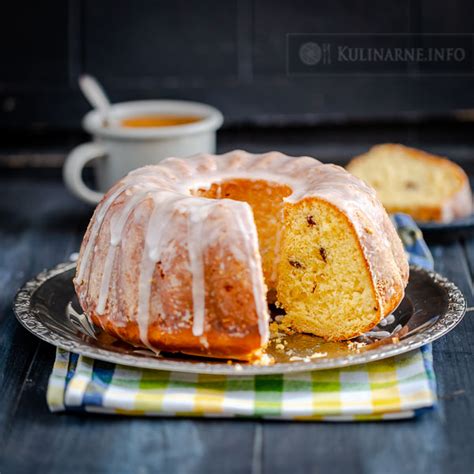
[14,262,466,375]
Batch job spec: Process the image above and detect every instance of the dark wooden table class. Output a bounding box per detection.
[0,169,473,474]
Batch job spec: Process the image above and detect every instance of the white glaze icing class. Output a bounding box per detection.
[97,188,153,314]
[137,193,178,349]
[231,200,269,342]
[378,314,395,327]
[187,200,213,337]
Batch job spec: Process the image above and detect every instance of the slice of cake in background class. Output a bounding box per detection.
[347,144,473,222]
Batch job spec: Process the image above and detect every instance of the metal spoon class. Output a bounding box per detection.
[78,74,116,127]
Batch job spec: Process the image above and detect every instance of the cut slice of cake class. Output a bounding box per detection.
[276,197,404,341]
[347,144,472,222]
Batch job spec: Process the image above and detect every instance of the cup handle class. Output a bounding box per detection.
[63,142,106,205]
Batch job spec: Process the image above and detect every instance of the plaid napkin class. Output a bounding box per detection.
[47,214,436,420]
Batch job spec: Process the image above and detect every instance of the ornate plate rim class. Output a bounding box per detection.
[13,261,466,375]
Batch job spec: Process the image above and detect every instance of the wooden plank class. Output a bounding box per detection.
[421,241,474,470]
[83,0,239,80]
[3,348,256,473]
[0,1,69,85]
[0,176,88,447]
[431,240,474,306]
[428,241,474,473]
[461,237,474,296]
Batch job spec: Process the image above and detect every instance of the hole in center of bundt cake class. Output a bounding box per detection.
[192,178,292,290]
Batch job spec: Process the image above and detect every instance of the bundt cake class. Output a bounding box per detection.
[347,144,473,222]
[74,150,409,360]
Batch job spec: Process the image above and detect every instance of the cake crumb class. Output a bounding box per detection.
[252,354,274,366]
[348,340,367,351]
[289,352,327,362]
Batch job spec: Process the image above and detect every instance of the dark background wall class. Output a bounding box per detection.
[1,0,474,133]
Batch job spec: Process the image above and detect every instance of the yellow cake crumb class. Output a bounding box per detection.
[276,198,380,341]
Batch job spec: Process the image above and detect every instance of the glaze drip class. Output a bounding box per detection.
[187,201,213,336]
[97,188,153,315]
[136,194,179,349]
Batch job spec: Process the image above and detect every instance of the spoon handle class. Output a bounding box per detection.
[79,74,112,122]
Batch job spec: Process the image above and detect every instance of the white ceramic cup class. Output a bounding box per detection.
[63,100,223,204]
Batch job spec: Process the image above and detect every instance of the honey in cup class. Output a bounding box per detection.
[121,114,202,128]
